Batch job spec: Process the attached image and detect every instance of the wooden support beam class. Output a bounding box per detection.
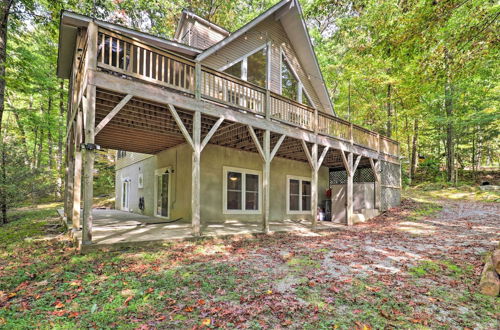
[82,84,96,245]
[346,152,354,226]
[311,143,318,229]
[194,62,201,100]
[94,94,133,135]
[65,126,75,223]
[317,146,329,170]
[168,104,194,150]
[82,21,98,245]
[192,111,201,236]
[353,154,362,173]
[262,130,271,233]
[301,140,314,168]
[340,150,350,176]
[92,71,401,165]
[200,116,224,151]
[269,134,286,161]
[72,110,83,231]
[247,125,265,161]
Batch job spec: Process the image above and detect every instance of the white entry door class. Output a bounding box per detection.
[155,168,170,218]
[121,179,130,211]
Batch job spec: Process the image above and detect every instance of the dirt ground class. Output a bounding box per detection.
[1,197,499,328]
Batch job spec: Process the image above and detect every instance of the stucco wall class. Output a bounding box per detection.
[115,143,329,222]
[200,144,329,222]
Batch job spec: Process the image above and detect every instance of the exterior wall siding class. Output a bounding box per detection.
[201,17,325,112]
[178,17,227,50]
[115,144,192,219]
[116,152,153,170]
[115,144,329,222]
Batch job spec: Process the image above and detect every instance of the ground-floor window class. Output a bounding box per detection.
[121,177,131,211]
[287,175,311,214]
[223,166,261,214]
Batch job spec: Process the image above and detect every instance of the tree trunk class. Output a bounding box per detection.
[405,116,412,183]
[410,118,419,180]
[0,137,6,224]
[444,50,454,182]
[0,0,12,135]
[471,127,476,179]
[386,83,392,138]
[0,1,13,223]
[12,108,29,158]
[36,127,43,169]
[47,95,53,170]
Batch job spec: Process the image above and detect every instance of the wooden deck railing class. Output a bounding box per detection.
[270,92,315,130]
[95,28,399,157]
[201,67,266,114]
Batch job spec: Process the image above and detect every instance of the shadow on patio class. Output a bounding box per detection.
[62,209,345,252]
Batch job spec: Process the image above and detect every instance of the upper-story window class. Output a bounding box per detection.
[222,46,267,88]
[117,150,127,159]
[280,52,314,107]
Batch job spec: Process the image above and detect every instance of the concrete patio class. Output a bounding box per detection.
[60,209,345,252]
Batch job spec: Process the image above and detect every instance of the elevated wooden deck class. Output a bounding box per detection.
[64,22,400,245]
[70,27,399,167]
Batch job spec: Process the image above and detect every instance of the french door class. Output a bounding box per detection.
[155,169,170,218]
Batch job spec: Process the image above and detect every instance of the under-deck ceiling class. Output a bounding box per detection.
[94,87,372,169]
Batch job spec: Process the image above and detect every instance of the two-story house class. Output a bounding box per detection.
[57,0,401,246]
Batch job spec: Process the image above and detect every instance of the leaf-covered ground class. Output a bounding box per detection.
[0,194,499,329]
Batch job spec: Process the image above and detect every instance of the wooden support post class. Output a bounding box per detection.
[65,129,75,223]
[346,152,354,226]
[265,89,271,120]
[369,158,382,210]
[82,21,98,245]
[345,152,361,226]
[195,62,201,100]
[192,111,201,236]
[168,105,209,237]
[301,142,328,229]
[72,111,83,230]
[247,126,285,233]
[311,143,318,229]
[262,130,270,233]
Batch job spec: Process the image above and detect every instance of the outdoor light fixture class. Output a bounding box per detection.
[80,143,101,151]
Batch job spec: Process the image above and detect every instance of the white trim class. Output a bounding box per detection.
[120,177,131,212]
[286,175,312,214]
[223,166,262,215]
[154,167,172,219]
[219,43,268,72]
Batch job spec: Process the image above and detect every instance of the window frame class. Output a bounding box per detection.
[222,166,262,215]
[286,175,312,214]
[219,43,271,88]
[279,49,316,108]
